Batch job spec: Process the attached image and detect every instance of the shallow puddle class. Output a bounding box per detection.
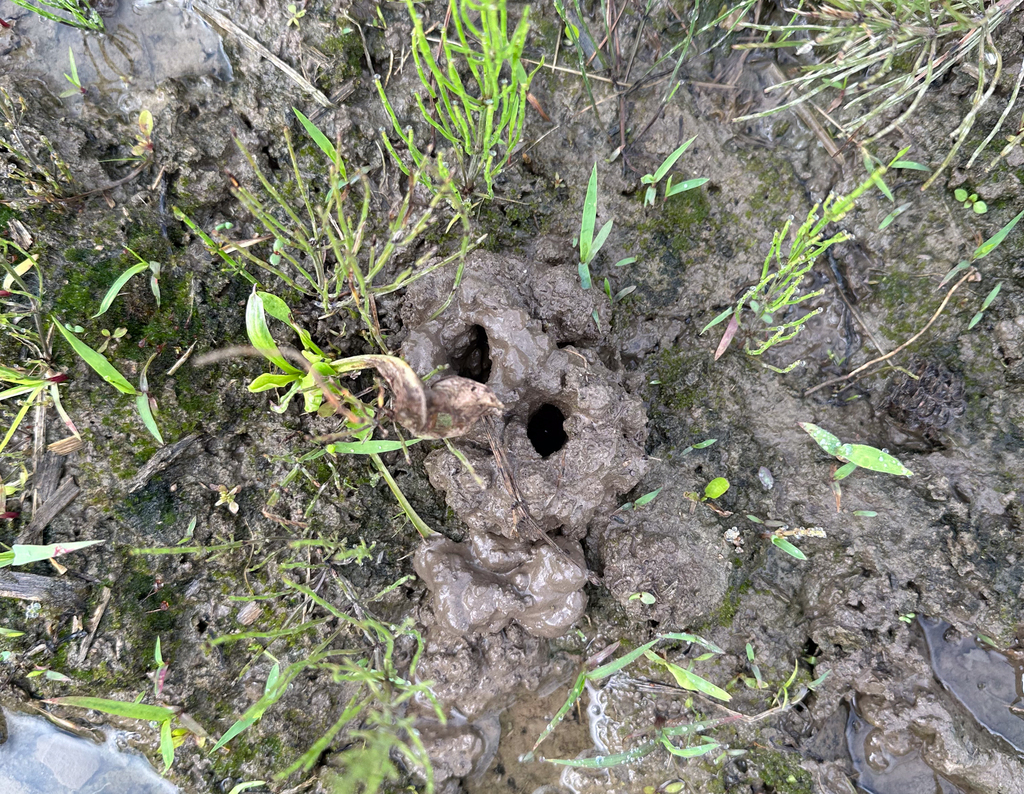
[0,708,177,794]
[846,702,965,794]
[921,617,1024,753]
[5,0,230,105]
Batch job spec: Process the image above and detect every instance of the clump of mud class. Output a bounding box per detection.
[401,245,649,640]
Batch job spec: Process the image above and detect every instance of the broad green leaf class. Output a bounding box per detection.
[93,261,149,318]
[973,208,1024,261]
[835,444,912,476]
[5,540,105,567]
[771,536,806,560]
[53,321,137,395]
[327,438,424,455]
[258,291,323,356]
[47,696,176,722]
[798,422,842,456]
[245,290,302,374]
[954,188,969,202]
[704,477,729,500]
[138,109,154,138]
[634,488,661,507]
[248,373,298,392]
[645,651,730,701]
[653,136,697,182]
[160,718,174,771]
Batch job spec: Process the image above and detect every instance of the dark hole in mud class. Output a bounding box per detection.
[527,404,567,458]
[449,324,492,383]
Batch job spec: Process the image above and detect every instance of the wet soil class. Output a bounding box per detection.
[2,2,1024,794]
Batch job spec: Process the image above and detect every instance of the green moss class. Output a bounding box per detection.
[750,748,815,794]
[707,580,750,628]
[321,29,365,84]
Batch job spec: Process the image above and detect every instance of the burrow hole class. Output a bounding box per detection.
[449,324,492,383]
[527,404,568,458]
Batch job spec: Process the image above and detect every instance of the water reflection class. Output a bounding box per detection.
[0,707,177,794]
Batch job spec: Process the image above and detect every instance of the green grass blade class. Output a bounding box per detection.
[92,261,149,318]
[665,177,709,197]
[588,638,661,680]
[135,393,164,445]
[771,535,806,560]
[6,540,104,567]
[659,632,725,654]
[580,164,599,259]
[46,696,176,722]
[53,321,137,395]
[658,735,720,758]
[653,136,698,182]
[525,673,586,760]
[160,718,174,771]
[293,108,339,170]
[544,741,657,767]
[973,208,1024,261]
[590,219,613,260]
[328,439,424,455]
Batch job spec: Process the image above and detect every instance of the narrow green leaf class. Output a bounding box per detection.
[634,487,662,507]
[968,311,984,330]
[293,108,338,167]
[981,282,1002,311]
[853,510,877,517]
[228,783,268,794]
[47,696,176,722]
[770,536,806,560]
[692,439,717,449]
[940,260,971,287]
[327,438,424,455]
[973,208,1024,261]
[544,742,657,767]
[7,540,105,567]
[613,257,636,267]
[652,136,698,182]
[53,321,137,395]
[160,719,174,771]
[0,627,25,637]
[93,262,149,318]
[701,308,732,334]
[591,219,613,259]
[659,632,725,654]
[580,164,598,257]
[588,638,661,680]
[665,177,709,197]
[891,159,930,171]
[879,202,912,230]
[135,393,164,445]
[578,260,592,290]
[658,735,720,758]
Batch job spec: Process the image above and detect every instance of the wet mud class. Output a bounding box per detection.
[1,1,1023,793]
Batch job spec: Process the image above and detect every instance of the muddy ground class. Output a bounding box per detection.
[1,2,1024,793]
